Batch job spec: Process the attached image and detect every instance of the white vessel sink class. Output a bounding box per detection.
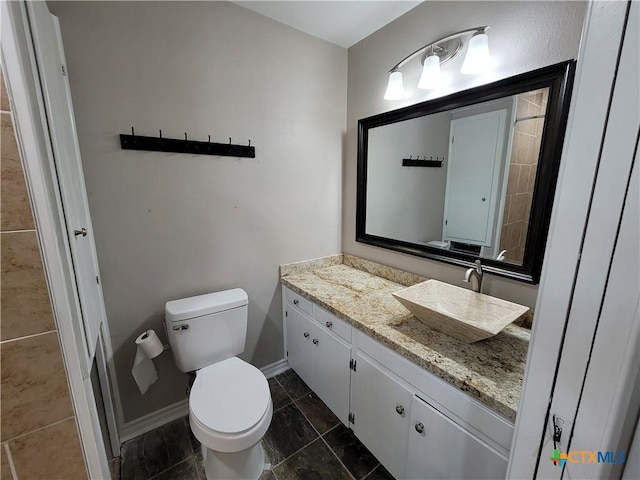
[392,280,530,343]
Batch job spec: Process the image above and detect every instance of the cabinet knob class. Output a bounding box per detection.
[395,405,405,415]
[312,338,319,345]
[326,321,333,328]
[293,299,299,305]
[303,332,310,338]
[415,422,425,434]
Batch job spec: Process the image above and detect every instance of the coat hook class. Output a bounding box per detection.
[159,130,162,139]
[131,126,135,136]
[185,132,188,141]
[208,135,211,144]
[229,137,232,145]
[248,139,251,147]
[409,155,412,159]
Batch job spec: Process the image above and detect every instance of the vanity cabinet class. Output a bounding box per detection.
[284,290,351,426]
[282,286,512,479]
[406,395,508,479]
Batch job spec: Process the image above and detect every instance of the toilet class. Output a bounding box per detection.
[165,289,273,480]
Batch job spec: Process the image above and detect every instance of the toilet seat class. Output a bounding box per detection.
[189,357,273,453]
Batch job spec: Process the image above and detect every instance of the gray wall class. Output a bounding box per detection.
[344,1,587,306]
[50,1,346,422]
[366,114,450,243]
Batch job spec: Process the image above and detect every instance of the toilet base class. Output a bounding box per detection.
[201,441,267,480]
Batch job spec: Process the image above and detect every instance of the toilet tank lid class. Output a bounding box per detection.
[165,289,248,322]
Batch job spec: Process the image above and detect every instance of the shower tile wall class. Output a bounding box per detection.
[500,89,549,264]
[0,67,88,480]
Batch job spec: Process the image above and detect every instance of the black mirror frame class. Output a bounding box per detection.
[356,60,576,284]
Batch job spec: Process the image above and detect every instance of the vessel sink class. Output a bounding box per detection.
[392,280,530,343]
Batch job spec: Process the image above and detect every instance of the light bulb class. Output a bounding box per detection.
[418,54,442,89]
[384,71,405,100]
[461,32,492,75]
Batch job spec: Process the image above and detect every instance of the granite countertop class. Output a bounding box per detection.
[280,254,530,423]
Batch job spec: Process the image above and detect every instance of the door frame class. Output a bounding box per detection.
[1,1,119,476]
[508,1,638,477]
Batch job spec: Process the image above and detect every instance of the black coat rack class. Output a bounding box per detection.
[120,128,255,158]
[402,156,444,167]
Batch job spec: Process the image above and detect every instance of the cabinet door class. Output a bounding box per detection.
[351,351,413,479]
[406,395,508,480]
[286,306,315,389]
[312,324,351,426]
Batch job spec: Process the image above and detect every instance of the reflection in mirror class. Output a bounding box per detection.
[365,88,548,266]
[356,61,576,283]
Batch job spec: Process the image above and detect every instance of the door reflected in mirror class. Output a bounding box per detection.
[365,88,548,266]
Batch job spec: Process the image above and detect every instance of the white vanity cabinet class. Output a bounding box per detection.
[282,286,513,479]
[406,394,508,479]
[284,289,351,426]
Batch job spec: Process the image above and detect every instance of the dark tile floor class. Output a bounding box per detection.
[118,369,394,480]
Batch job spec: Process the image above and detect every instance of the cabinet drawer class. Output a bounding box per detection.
[314,306,352,343]
[285,288,313,316]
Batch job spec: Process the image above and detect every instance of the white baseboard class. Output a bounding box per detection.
[261,358,290,379]
[120,399,189,443]
[119,358,290,444]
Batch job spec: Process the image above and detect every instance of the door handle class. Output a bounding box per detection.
[74,228,88,237]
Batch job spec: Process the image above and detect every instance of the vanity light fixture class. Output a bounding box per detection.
[384,26,492,100]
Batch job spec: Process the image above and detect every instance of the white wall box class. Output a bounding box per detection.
[283,286,512,479]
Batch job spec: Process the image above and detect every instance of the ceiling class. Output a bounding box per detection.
[233,1,423,48]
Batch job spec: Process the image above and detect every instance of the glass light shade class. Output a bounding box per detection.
[384,71,405,100]
[461,32,492,74]
[418,54,442,89]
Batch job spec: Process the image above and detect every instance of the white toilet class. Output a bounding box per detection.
[165,289,273,480]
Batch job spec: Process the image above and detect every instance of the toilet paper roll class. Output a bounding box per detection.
[135,329,164,359]
[131,329,163,395]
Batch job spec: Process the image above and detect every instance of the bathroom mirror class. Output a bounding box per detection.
[356,61,576,283]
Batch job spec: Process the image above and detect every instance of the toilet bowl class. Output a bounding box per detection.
[189,357,273,479]
[165,289,273,480]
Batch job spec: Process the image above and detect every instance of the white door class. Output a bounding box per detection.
[443,110,506,246]
[406,395,508,480]
[351,351,413,479]
[26,3,107,361]
[312,325,351,426]
[285,306,315,388]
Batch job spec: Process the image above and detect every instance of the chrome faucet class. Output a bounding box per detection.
[464,260,484,293]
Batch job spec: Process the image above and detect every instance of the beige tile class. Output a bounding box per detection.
[1,444,14,480]
[9,418,87,480]
[506,164,520,196]
[516,96,529,119]
[520,134,537,164]
[1,332,74,441]
[0,71,9,112]
[1,113,34,231]
[517,164,530,194]
[511,132,527,164]
[499,222,517,252]
[1,231,55,341]
[508,194,531,225]
[529,134,543,164]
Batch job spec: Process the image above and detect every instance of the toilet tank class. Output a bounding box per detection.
[165,289,248,372]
